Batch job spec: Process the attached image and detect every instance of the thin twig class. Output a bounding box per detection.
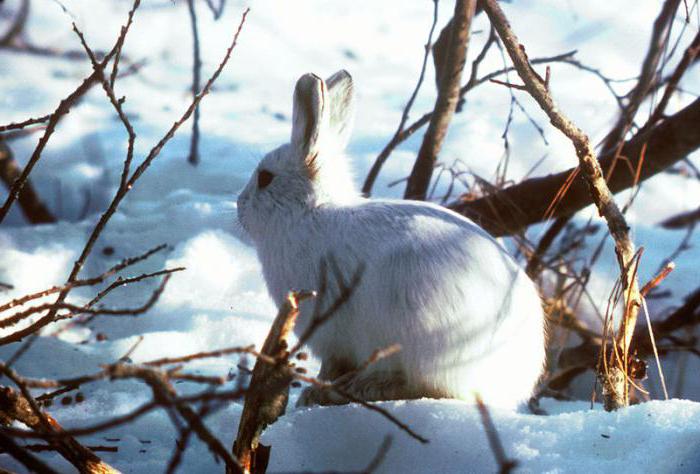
[296,372,429,444]
[600,0,681,154]
[0,115,52,133]
[362,435,394,474]
[15,7,250,354]
[475,394,517,473]
[0,275,172,345]
[361,0,440,196]
[646,31,700,128]
[0,0,141,225]
[0,431,59,474]
[0,244,170,313]
[186,0,202,166]
[362,49,577,195]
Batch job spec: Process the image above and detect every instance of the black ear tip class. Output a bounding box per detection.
[295,73,324,94]
[327,70,353,89]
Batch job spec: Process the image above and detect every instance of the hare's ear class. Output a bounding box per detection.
[291,73,326,161]
[326,70,355,150]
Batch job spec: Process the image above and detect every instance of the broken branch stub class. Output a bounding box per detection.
[231,291,314,474]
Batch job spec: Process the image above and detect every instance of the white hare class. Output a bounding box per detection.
[237,70,545,408]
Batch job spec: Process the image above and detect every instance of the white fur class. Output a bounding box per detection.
[237,71,545,408]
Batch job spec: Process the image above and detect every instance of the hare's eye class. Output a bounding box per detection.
[257,169,274,189]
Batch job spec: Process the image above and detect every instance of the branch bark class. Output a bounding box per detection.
[404,0,477,200]
[0,431,59,474]
[480,0,643,410]
[186,0,202,166]
[0,138,55,223]
[231,291,312,474]
[557,286,700,373]
[449,97,700,236]
[0,386,119,473]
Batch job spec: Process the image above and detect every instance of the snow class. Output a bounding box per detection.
[1,0,699,472]
[264,398,700,473]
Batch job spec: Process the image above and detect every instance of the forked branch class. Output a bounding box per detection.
[480,0,642,410]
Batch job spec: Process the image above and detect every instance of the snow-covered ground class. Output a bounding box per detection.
[1,0,699,472]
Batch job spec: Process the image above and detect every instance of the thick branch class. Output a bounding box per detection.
[404,0,477,200]
[0,386,118,473]
[231,291,312,474]
[449,97,700,236]
[0,431,59,474]
[0,138,55,223]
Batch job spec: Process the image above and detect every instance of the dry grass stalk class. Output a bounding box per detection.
[449,97,700,236]
[481,0,644,409]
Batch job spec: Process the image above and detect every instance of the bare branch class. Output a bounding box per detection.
[0,114,52,133]
[404,0,477,200]
[232,291,315,473]
[362,0,440,196]
[0,431,59,474]
[0,244,169,314]
[600,0,682,154]
[449,96,700,236]
[362,435,393,474]
[204,0,226,20]
[0,138,55,223]
[12,6,250,353]
[646,30,700,128]
[0,0,30,46]
[362,48,577,195]
[0,0,141,225]
[0,381,119,473]
[475,394,517,473]
[481,0,643,410]
[0,274,172,345]
[107,364,242,472]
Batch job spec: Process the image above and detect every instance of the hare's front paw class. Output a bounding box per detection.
[296,384,349,407]
[296,370,415,407]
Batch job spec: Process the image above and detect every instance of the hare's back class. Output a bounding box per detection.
[324,199,525,292]
[320,199,538,349]
[329,200,512,264]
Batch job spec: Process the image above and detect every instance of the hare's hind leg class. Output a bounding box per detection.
[297,370,416,407]
[317,356,355,382]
